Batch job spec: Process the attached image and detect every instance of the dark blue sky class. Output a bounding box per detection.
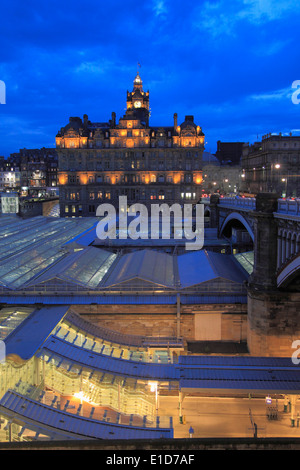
[0,0,300,157]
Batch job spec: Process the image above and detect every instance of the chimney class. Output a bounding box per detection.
[173,113,178,130]
[111,112,116,127]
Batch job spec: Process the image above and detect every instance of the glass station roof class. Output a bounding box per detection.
[0,307,35,340]
[0,216,100,290]
[233,251,254,274]
[29,246,117,289]
[0,215,250,292]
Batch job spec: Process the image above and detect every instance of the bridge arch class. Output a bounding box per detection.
[204,206,211,217]
[219,212,254,242]
[277,252,300,290]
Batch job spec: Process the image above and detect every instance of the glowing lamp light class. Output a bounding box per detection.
[80,174,88,185]
[275,164,280,169]
[58,174,68,185]
[148,381,158,393]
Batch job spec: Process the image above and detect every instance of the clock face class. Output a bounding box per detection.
[134,101,142,108]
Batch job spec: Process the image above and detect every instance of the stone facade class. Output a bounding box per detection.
[241,133,300,197]
[56,72,205,216]
[248,193,279,290]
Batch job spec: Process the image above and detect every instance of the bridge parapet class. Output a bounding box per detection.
[219,196,256,211]
[276,198,300,218]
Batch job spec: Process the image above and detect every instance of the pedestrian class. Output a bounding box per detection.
[189,426,194,438]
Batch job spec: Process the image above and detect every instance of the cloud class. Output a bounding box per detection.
[249,86,293,101]
[195,0,300,37]
[152,0,168,17]
[75,61,111,75]
[253,39,291,56]
[240,0,300,23]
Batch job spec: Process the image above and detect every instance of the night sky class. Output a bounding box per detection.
[0,0,300,157]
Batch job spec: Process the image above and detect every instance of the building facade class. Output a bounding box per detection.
[202,153,242,196]
[0,155,21,190]
[240,133,300,197]
[17,148,58,196]
[56,72,205,217]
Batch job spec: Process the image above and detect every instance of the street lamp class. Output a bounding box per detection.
[270,163,281,192]
[282,178,287,197]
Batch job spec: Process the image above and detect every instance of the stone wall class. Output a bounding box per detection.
[247,287,300,356]
[71,303,247,343]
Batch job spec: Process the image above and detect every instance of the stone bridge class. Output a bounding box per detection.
[202,194,300,284]
[202,194,300,356]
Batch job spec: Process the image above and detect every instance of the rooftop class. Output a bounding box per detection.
[0,215,249,299]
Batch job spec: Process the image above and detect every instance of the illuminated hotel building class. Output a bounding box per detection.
[56,72,205,217]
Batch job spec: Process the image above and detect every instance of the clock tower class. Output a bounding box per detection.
[125,71,150,126]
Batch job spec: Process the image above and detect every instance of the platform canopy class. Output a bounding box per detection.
[4,305,70,360]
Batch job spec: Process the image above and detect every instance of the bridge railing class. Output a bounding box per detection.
[201,196,256,209]
[276,198,300,216]
[203,195,300,218]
